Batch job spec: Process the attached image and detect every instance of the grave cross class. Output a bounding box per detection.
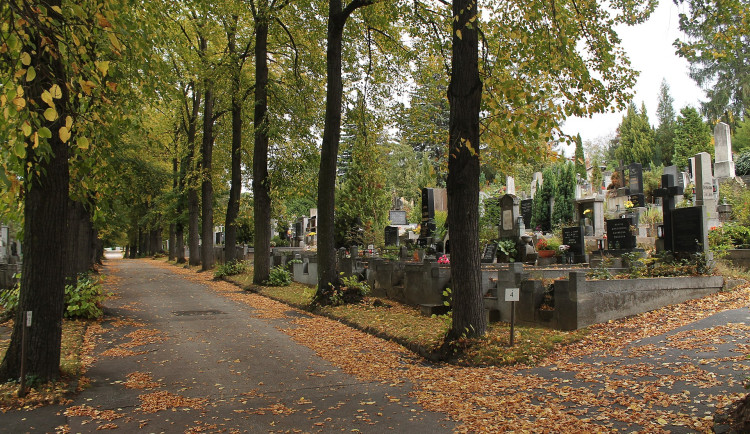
[654,174,683,253]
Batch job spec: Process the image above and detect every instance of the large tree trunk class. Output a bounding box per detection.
[225,63,243,264]
[447,0,485,338]
[253,15,272,284]
[175,223,185,263]
[186,83,202,267]
[0,2,70,381]
[315,12,346,295]
[200,85,216,271]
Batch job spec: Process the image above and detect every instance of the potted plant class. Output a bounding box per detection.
[497,239,517,262]
[536,238,555,258]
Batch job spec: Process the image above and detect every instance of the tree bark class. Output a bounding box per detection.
[447,0,485,338]
[0,1,69,381]
[253,13,272,284]
[186,83,202,266]
[225,28,243,264]
[200,85,215,271]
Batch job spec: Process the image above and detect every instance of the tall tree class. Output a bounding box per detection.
[614,103,656,166]
[574,134,586,180]
[314,0,375,302]
[446,0,485,338]
[675,0,750,124]
[655,79,676,166]
[672,106,713,170]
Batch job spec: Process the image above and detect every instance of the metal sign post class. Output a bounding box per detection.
[505,288,519,347]
[18,311,32,397]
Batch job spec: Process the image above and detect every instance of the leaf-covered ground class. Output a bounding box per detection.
[159,259,750,432]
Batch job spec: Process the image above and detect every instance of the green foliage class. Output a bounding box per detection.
[271,236,289,247]
[674,0,750,122]
[672,107,713,170]
[638,206,663,226]
[711,222,750,249]
[734,117,750,153]
[551,163,576,228]
[590,158,604,192]
[654,80,676,166]
[531,166,556,232]
[64,274,106,319]
[314,273,370,307]
[574,134,586,180]
[497,239,517,261]
[735,150,750,176]
[266,265,293,287]
[0,274,21,314]
[719,179,750,226]
[587,259,613,280]
[214,260,248,279]
[614,103,656,166]
[643,164,664,202]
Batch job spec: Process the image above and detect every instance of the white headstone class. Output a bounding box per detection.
[530,172,542,198]
[694,152,719,228]
[714,122,735,179]
[688,157,696,183]
[506,176,516,195]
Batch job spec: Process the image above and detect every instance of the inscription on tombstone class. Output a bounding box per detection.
[389,210,407,225]
[628,163,644,194]
[562,226,585,256]
[481,243,498,263]
[606,218,636,250]
[520,199,533,228]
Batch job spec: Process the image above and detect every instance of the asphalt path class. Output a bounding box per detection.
[3,255,455,433]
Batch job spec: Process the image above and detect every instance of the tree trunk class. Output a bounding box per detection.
[315,12,347,295]
[168,223,176,261]
[175,223,185,263]
[0,2,69,381]
[253,15,272,284]
[200,85,215,271]
[186,84,202,267]
[447,0,485,338]
[225,77,243,264]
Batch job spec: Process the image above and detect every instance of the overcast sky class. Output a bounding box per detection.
[561,0,705,147]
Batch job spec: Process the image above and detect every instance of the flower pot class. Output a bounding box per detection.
[538,250,555,258]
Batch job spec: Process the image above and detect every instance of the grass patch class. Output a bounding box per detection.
[0,318,90,410]
[217,264,586,366]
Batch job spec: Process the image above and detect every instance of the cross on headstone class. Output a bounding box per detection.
[654,173,683,253]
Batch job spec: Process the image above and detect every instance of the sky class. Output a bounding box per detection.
[561,0,705,147]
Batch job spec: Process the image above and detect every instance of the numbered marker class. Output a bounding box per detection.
[505,288,519,302]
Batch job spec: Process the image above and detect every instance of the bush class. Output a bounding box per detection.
[214,260,248,279]
[266,265,292,287]
[65,274,106,319]
[0,274,20,314]
[736,150,750,176]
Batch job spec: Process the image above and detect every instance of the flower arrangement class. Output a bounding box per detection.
[307,232,316,237]
[535,238,551,251]
[624,200,634,210]
[437,255,450,264]
[559,244,570,252]
[583,209,592,216]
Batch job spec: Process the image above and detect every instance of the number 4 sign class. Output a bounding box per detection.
[505,287,519,302]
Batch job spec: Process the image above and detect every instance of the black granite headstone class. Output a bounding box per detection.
[421,188,435,221]
[606,218,636,250]
[481,243,498,263]
[520,199,533,228]
[562,226,585,256]
[629,193,645,208]
[671,207,706,253]
[384,226,399,246]
[628,163,644,194]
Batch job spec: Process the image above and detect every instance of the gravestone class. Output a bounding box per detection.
[530,172,543,198]
[562,226,586,263]
[688,157,696,183]
[663,166,685,204]
[506,176,516,195]
[389,210,408,226]
[606,218,636,251]
[420,188,436,239]
[671,206,708,254]
[628,163,644,194]
[576,198,605,236]
[654,173,684,253]
[498,194,521,239]
[481,242,498,263]
[714,122,735,179]
[694,152,719,228]
[520,199,533,228]
[384,226,399,246]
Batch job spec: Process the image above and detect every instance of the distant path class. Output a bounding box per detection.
[3,256,455,433]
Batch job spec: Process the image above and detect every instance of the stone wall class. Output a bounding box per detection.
[725,249,750,270]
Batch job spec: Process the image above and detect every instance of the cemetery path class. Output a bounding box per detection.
[3,256,750,433]
[2,256,455,433]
